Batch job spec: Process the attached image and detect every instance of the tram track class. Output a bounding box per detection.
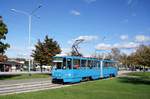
[0,80,51,88]
[0,80,67,95]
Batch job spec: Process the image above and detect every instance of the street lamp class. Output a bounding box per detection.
[0,16,3,24]
[11,5,42,73]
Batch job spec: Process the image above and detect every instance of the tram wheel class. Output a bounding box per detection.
[89,76,93,80]
[52,79,55,83]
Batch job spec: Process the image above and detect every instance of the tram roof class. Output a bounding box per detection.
[54,56,96,60]
[54,56,117,62]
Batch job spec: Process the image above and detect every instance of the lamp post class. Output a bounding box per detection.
[11,5,42,73]
[0,16,2,23]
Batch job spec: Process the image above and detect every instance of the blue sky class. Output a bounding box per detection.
[0,0,150,58]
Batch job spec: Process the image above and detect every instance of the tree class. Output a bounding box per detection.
[119,53,127,66]
[0,16,10,62]
[119,45,150,71]
[111,48,121,61]
[0,55,7,62]
[133,45,150,68]
[93,48,121,60]
[32,35,61,72]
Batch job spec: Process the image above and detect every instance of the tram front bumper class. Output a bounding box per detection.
[52,78,63,83]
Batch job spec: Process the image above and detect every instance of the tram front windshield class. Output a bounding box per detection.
[53,62,62,69]
[53,57,63,69]
[53,57,71,69]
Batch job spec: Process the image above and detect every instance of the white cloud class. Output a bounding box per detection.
[95,43,112,50]
[120,35,128,40]
[68,35,98,44]
[95,42,139,50]
[67,40,73,45]
[84,0,96,3]
[56,53,67,57]
[135,35,150,42]
[16,53,28,58]
[121,49,134,55]
[56,48,71,56]
[121,42,138,49]
[6,51,27,59]
[6,46,35,58]
[75,35,98,42]
[61,48,71,53]
[27,46,35,50]
[71,10,80,16]
[7,46,25,51]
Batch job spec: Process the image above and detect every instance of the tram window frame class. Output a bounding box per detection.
[109,62,114,67]
[62,58,66,69]
[93,60,97,67]
[104,62,109,67]
[81,59,86,68]
[73,59,80,69]
[98,61,101,68]
[109,62,112,67]
[103,62,115,67]
[89,60,95,68]
[53,62,62,69]
[91,60,94,68]
[66,58,72,69]
[53,57,63,69]
[111,62,115,67]
[87,60,92,69]
[96,61,100,69]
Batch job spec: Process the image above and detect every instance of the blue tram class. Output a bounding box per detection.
[52,56,118,83]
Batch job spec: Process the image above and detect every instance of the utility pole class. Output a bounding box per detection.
[11,5,42,73]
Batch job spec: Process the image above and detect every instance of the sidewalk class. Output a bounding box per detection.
[117,70,135,77]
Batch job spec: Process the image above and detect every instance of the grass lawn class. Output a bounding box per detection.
[0,73,50,80]
[128,72,150,78]
[0,72,150,99]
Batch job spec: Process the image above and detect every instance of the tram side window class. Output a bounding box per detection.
[93,60,97,67]
[95,61,99,68]
[112,63,115,67]
[111,63,115,67]
[103,62,116,67]
[87,60,94,69]
[104,62,109,67]
[87,60,91,68]
[73,59,80,69]
[109,62,114,67]
[81,60,86,68]
[98,61,101,68]
[109,62,113,67]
